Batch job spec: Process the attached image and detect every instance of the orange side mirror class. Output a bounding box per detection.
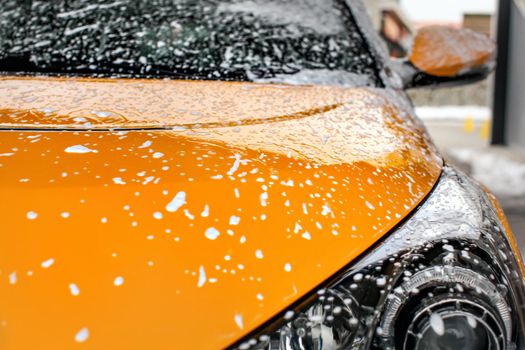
[409,26,496,78]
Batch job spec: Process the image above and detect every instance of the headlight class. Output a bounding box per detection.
[233,166,525,350]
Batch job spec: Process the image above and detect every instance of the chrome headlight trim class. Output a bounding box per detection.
[380,265,512,342]
[233,166,525,350]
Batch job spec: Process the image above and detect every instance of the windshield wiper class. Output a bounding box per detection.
[0,55,250,81]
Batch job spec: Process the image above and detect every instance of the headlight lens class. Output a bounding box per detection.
[233,166,525,350]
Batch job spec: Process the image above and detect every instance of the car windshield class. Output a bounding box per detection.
[0,0,381,86]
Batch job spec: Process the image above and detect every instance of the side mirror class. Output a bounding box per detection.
[400,26,496,89]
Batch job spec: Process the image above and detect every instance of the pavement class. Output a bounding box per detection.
[422,115,525,255]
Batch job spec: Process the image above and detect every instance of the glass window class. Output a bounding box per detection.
[0,0,382,86]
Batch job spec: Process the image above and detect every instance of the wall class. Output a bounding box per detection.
[506,0,525,149]
[408,78,491,107]
[463,14,493,37]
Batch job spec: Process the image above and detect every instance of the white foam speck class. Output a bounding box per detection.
[198,265,207,288]
[69,283,80,296]
[227,154,242,175]
[9,272,17,285]
[183,209,195,220]
[65,145,97,154]
[166,191,186,212]
[153,212,163,220]
[113,276,124,286]
[365,201,375,210]
[283,180,294,187]
[430,313,445,336]
[255,249,264,259]
[205,227,220,240]
[302,232,312,240]
[201,204,210,217]
[60,212,70,218]
[74,327,89,343]
[26,211,38,220]
[138,140,152,149]
[284,263,292,272]
[93,110,112,118]
[153,152,164,159]
[321,205,332,216]
[41,258,55,269]
[234,314,244,330]
[376,277,386,287]
[260,192,268,207]
[142,176,155,185]
[112,177,126,185]
[256,293,264,300]
[101,217,108,224]
[443,244,454,252]
[467,315,477,328]
[229,215,241,226]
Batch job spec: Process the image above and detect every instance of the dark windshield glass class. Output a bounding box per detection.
[0,0,381,86]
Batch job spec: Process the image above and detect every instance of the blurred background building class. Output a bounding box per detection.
[495,0,525,149]
[365,0,413,57]
[363,0,525,252]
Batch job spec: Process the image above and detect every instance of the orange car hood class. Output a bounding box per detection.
[0,77,442,349]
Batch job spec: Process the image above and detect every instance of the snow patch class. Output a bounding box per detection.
[198,265,207,287]
[234,314,244,330]
[166,191,186,212]
[416,106,490,121]
[69,283,80,296]
[205,227,220,240]
[41,258,55,269]
[65,145,98,154]
[75,327,89,343]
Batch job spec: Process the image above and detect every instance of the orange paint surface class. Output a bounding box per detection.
[486,190,525,279]
[0,77,442,349]
[409,26,495,77]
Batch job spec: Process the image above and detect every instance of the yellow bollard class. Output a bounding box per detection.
[480,120,491,141]
[464,116,474,133]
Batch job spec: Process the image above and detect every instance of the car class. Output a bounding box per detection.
[0,0,523,349]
